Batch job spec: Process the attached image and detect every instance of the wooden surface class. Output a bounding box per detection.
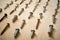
[0,0,60,40]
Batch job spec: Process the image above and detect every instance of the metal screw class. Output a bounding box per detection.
[0,8,2,13]
[20,0,25,5]
[39,13,43,19]
[55,9,58,16]
[52,15,56,24]
[0,13,7,22]
[12,15,18,23]
[46,1,48,6]
[31,30,35,39]
[25,3,28,8]
[48,25,54,37]
[10,9,15,15]
[33,3,39,12]
[28,12,33,19]
[18,8,24,16]
[0,23,10,35]
[36,19,40,30]
[21,20,26,29]
[49,25,53,32]
[28,0,32,5]
[10,1,13,5]
[4,3,9,10]
[43,6,46,13]
[10,4,19,15]
[15,3,19,10]
[14,28,20,38]
[36,0,41,3]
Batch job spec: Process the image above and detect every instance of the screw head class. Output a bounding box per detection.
[31,30,35,32]
[0,8,2,12]
[49,25,53,28]
[4,13,7,16]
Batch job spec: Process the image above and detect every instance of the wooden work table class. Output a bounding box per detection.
[0,0,60,40]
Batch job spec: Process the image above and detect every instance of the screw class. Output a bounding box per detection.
[0,8,2,13]
[25,3,28,9]
[31,30,35,39]
[28,0,32,5]
[48,25,54,37]
[36,19,40,30]
[15,3,19,10]
[46,1,48,6]
[57,0,59,10]
[36,0,41,3]
[10,9,15,15]
[49,25,53,32]
[10,4,19,15]
[14,28,20,38]
[4,3,9,10]
[28,12,33,19]
[55,9,58,16]
[0,23,10,35]
[21,20,26,29]
[33,3,39,12]
[18,8,24,16]
[43,6,46,13]
[10,7,17,15]
[39,13,43,19]
[20,0,25,5]
[10,1,13,5]
[12,15,18,23]
[52,15,56,24]
[0,13,7,22]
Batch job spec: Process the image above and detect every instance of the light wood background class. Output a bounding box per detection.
[0,0,60,40]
